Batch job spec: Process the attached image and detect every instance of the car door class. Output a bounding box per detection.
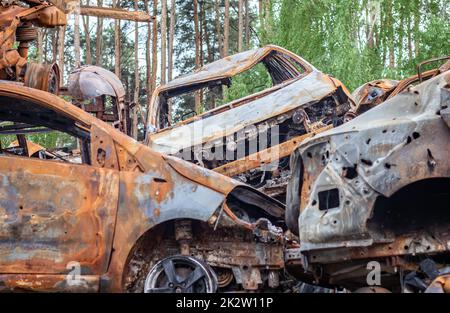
[0,96,119,277]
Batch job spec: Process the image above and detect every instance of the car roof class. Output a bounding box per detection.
[156,45,315,93]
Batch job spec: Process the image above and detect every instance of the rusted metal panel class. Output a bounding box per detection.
[67,66,130,134]
[295,71,450,247]
[0,156,119,274]
[0,274,99,292]
[68,66,126,101]
[425,274,450,293]
[286,67,450,291]
[0,84,286,292]
[350,59,449,115]
[150,45,315,96]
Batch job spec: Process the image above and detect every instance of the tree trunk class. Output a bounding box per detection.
[203,2,212,63]
[82,0,92,64]
[167,0,175,124]
[51,29,58,63]
[145,0,152,112]
[193,0,201,114]
[386,0,394,68]
[245,0,250,48]
[214,0,222,58]
[37,28,43,63]
[150,0,158,94]
[113,0,121,78]
[133,0,140,139]
[74,3,81,68]
[168,0,175,82]
[95,0,103,66]
[413,0,420,58]
[199,0,204,67]
[407,13,413,61]
[223,0,229,56]
[57,26,65,86]
[238,0,243,52]
[264,0,272,41]
[258,0,264,41]
[161,0,167,85]
[367,0,378,49]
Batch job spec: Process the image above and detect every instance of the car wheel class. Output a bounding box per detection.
[144,255,218,293]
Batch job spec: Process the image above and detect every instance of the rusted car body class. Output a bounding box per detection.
[350,57,450,116]
[0,84,287,293]
[285,68,450,292]
[145,45,355,202]
[66,65,131,135]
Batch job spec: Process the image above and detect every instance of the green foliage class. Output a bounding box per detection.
[269,0,450,91]
[0,131,76,151]
[223,62,272,103]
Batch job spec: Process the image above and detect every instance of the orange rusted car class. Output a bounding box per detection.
[0,84,287,293]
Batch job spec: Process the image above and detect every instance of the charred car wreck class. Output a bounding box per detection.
[0,84,290,293]
[285,66,450,292]
[0,0,66,93]
[350,56,450,116]
[145,45,355,202]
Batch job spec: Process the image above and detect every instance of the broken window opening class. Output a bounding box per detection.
[156,51,307,129]
[0,97,91,164]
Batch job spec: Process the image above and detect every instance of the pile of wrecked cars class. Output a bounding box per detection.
[0,17,449,292]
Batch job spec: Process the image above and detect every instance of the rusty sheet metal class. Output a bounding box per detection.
[0,1,65,93]
[8,139,45,157]
[350,61,449,115]
[351,79,399,114]
[68,65,130,134]
[214,125,332,177]
[68,65,126,101]
[293,70,450,250]
[152,45,314,95]
[285,69,450,291]
[148,70,347,155]
[0,156,119,274]
[0,84,285,292]
[145,46,354,202]
[0,274,99,292]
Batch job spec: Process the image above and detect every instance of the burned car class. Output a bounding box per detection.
[285,67,450,292]
[0,84,288,293]
[145,45,355,202]
[350,56,450,116]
